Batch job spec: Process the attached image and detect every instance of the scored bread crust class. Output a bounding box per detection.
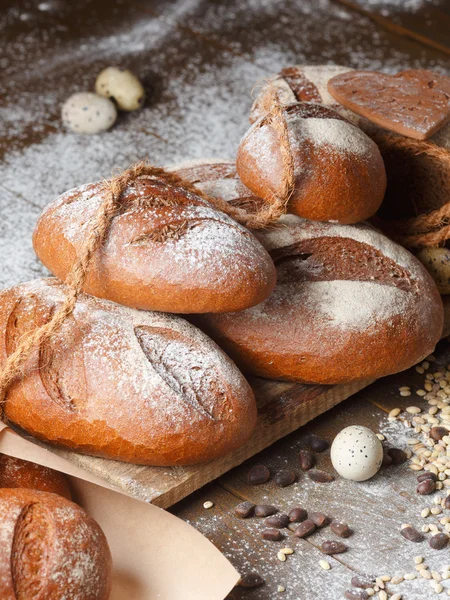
[201,215,444,384]
[32,176,276,313]
[0,278,257,465]
[0,454,71,499]
[0,488,111,600]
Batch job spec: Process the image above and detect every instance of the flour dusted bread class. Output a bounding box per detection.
[0,278,257,465]
[0,454,71,499]
[236,102,386,224]
[0,488,111,600]
[201,216,443,384]
[33,176,276,313]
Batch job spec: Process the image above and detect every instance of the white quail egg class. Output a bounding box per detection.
[95,66,145,111]
[62,92,117,134]
[330,425,383,481]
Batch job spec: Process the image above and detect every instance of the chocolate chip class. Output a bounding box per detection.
[274,469,297,487]
[261,528,284,542]
[299,449,316,470]
[330,521,352,538]
[387,448,407,465]
[445,495,450,510]
[351,576,374,589]
[417,478,436,495]
[239,572,265,589]
[306,434,329,452]
[264,513,290,529]
[288,507,308,522]
[294,519,316,538]
[234,501,255,519]
[430,532,449,549]
[308,469,335,483]
[321,540,348,555]
[417,472,438,483]
[400,526,424,543]
[309,512,329,528]
[381,452,393,467]
[247,465,270,485]
[254,504,278,517]
[430,426,449,441]
[345,591,368,600]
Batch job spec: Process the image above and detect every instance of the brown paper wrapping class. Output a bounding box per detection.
[0,423,239,600]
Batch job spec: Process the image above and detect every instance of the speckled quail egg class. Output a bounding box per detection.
[95,67,145,111]
[62,92,117,134]
[330,425,383,481]
[416,247,450,295]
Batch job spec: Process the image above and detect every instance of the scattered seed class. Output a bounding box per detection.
[319,559,331,570]
[406,406,421,413]
[430,533,449,549]
[378,591,387,600]
[401,526,424,542]
[294,520,316,538]
[417,479,437,495]
[434,583,444,594]
[274,469,297,488]
[309,512,329,528]
[376,433,385,441]
[433,571,443,582]
[382,453,393,467]
[239,573,265,589]
[404,573,417,580]
[418,472,438,483]
[391,594,402,600]
[265,514,290,529]
[345,591,368,600]
[321,540,348,555]
[445,496,450,510]
[414,556,424,564]
[420,568,432,579]
[254,505,278,517]
[330,521,352,538]
[277,551,286,562]
[400,390,412,397]
[431,506,443,515]
[306,434,329,452]
[234,501,255,518]
[351,576,374,589]
[422,508,431,518]
[387,448,407,465]
[299,449,316,471]
[432,427,450,441]
[203,501,213,509]
[280,548,294,555]
[277,585,285,593]
[288,507,307,522]
[308,469,334,483]
[247,465,271,485]
[262,528,284,542]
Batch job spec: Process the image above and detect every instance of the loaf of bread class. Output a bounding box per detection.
[236,102,386,224]
[0,454,71,499]
[201,216,444,384]
[33,177,276,313]
[0,488,111,600]
[0,278,257,465]
[249,64,450,223]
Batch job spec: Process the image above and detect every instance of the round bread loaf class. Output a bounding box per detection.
[0,278,257,465]
[201,216,444,384]
[0,488,111,600]
[236,103,387,224]
[32,176,276,313]
[0,454,71,499]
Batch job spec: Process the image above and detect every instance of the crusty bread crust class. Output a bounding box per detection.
[0,454,71,499]
[0,278,257,465]
[0,488,111,600]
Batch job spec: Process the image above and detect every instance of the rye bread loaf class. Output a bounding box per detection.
[0,454,71,499]
[0,488,111,600]
[0,278,257,465]
[249,64,450,222]
[32,177,276,313]
[236,102,387,224]
[201,215,444,384]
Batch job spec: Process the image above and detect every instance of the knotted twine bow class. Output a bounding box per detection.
[0,95,295,415]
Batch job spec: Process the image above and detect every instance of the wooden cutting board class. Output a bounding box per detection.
[17,300,450,509]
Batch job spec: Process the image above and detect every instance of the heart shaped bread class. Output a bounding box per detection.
[33,176,276,313]
[328,69,450,140]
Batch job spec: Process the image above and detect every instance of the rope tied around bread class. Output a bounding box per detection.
[372,132,450,249]
[0,154,291,414]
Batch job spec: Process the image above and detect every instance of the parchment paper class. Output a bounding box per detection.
[0,423,239,600]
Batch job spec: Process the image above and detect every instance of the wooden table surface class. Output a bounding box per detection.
[2,1,450,598]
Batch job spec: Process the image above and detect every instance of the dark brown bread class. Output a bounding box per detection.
[237,102,387,224]
[0,454,71,499]
[0,488,111,600]
[32,177,276,313]
[201,216,443,384]
[0,278,257,465]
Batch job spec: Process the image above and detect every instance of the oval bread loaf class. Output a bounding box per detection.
[0,454,71,499]
[32,177,276,313]
[0,278,257,465]
[201,216,444,384]
[0,488,111,600]
[236,103,387,224]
